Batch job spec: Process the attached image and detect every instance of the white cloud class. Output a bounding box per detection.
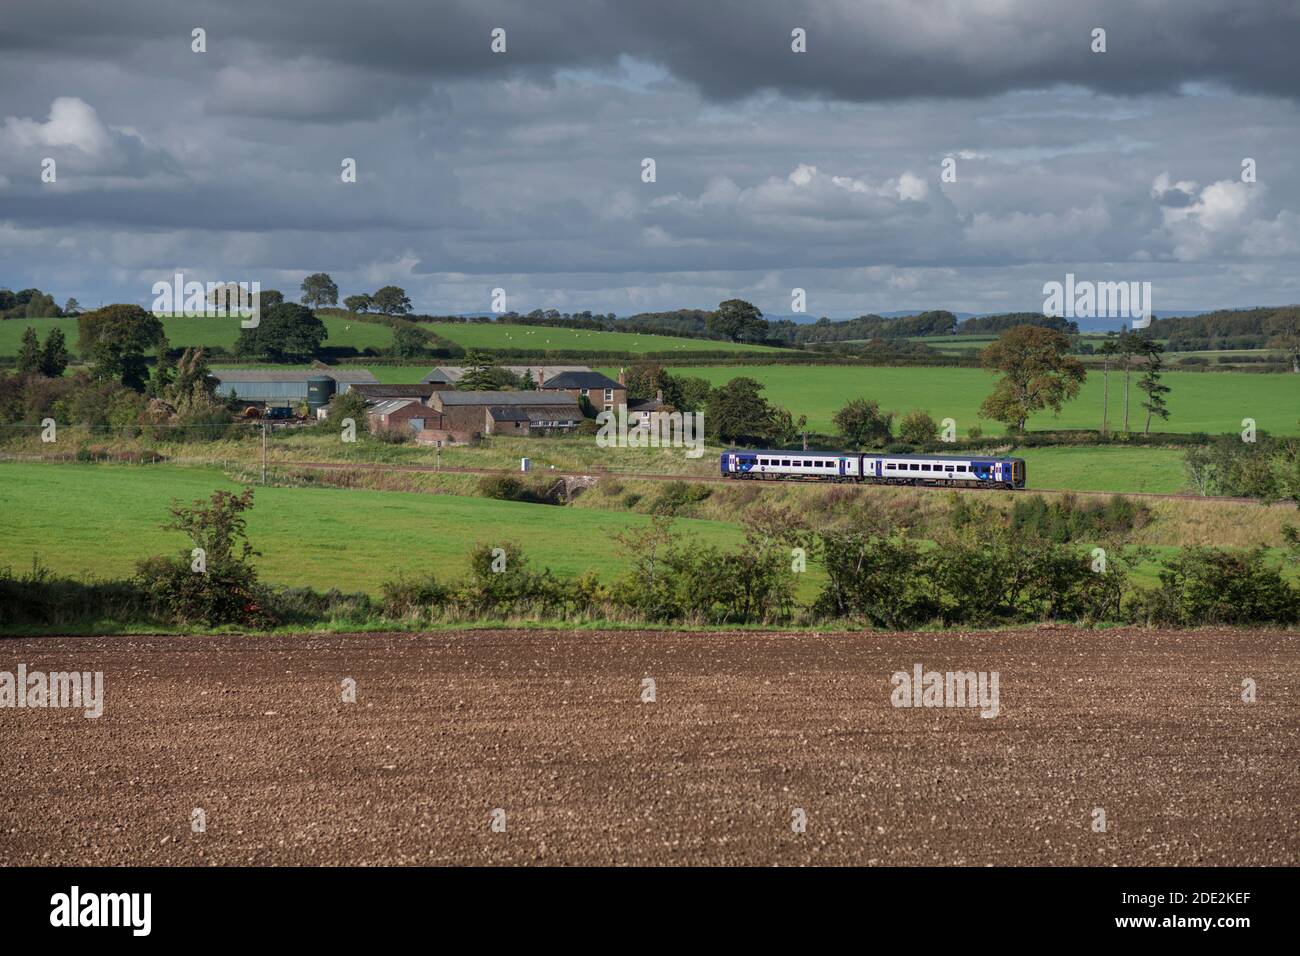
[3,97,113,155]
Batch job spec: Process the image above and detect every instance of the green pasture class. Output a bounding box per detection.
[639,364,1300,436]
[0,314,393,356]
[0,462,746,595]
[423,321,781,354]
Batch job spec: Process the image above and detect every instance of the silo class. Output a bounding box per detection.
[306,375,335,414]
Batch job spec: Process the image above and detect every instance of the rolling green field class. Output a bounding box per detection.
[423,321,782,354]
[631,365,1300,436]
[0,462,746,594]
[0,315,393,355]
[1014,446,1185,494]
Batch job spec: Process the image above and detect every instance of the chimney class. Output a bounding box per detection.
[618,367,626,386]
[656,388,663,403]
[535,368,544,387]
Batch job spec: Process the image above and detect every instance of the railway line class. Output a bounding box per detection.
[271,458,1289,507]
[3,451,1289,506]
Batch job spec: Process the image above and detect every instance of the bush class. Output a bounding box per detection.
[898,409,939,445]
[135,488,271,627]
[476,473,560,504]
[380,573,449,620]
[650,480,712,516]
[0,559,150,629]
[1007,493,1150,543]
[264,587,375,625]
[1129,548,1298,626]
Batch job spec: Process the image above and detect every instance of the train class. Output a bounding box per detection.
[720,449,1026,489]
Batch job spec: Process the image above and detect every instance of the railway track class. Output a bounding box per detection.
[3,452,1288,506]
[272,458,1290,507]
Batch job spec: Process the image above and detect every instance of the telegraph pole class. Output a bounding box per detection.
[261,421,267,484]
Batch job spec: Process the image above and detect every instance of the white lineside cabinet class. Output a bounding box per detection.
[520,457,531,473]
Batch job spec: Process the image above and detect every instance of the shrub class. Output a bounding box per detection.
[651,480,712,516]
[380,573,449,620]
[0,559,150,629]
[897,409,939,445]
[1129,548,1298,626]
[135,488,271,627]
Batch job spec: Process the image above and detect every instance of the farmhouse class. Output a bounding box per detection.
[539,370,626,414]
[425,390,580,438]
[210,368,379,413]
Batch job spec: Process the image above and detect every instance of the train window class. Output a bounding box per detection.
[781,459,791,466]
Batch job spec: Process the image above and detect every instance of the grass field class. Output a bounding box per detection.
[0,462,746,594]
[1015,446,1185,494]
[423,321,782,354]
[0,315,393,356]
[629,365,1300,435]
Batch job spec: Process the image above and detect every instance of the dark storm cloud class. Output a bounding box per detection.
[2,1,1299,313]
[4,0,1300,104]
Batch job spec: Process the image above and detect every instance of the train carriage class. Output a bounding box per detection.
[721,449,1025,489]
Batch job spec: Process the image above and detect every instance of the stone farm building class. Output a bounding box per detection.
[423,390,581,442]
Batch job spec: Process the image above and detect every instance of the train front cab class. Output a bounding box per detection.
[1011,457,1026,489]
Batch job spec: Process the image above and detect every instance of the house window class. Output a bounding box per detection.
[604,388,613,401]
[580,388,589,397]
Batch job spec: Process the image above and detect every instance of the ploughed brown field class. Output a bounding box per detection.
[2,628,1297,866]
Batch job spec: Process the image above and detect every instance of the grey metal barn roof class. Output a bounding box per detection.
[436,390,578,407]
[211,369,379,384]
[368,399,417,416]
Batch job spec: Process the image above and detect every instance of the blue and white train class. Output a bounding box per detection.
[720,450,1026,489]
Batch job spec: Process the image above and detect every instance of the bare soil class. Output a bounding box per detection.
[1,627,1296,866]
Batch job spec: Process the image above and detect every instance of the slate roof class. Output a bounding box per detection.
[435,390,578,407]
[540,370,623,390]
[351,383,437,399]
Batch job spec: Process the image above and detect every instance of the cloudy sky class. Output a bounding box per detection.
[2,0,1298,317]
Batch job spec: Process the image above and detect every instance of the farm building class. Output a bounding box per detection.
[350,383,439,403]
[539,370,627,414]
[421,365,591,388]
[424,390,580,438]
[367,399,428,433]
[211,368,379,412]
[627,393,666,427]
